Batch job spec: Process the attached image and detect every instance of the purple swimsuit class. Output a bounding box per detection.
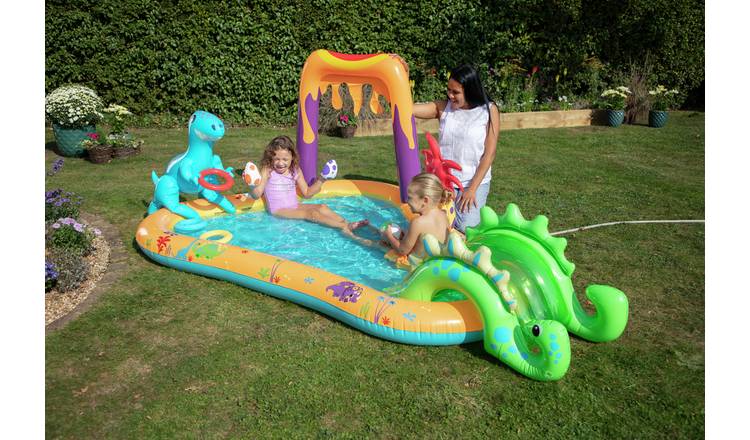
[265,169,299,213]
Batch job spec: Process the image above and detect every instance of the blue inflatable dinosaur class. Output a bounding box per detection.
[147,111,235,228]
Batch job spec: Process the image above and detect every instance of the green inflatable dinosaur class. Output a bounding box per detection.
[393,203,629,381]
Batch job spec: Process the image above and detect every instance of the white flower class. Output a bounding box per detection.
[45,84,104,128]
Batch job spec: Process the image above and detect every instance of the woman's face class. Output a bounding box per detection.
[446,79,468,109]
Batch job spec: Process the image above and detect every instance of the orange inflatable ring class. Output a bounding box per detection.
[199,168,234,192]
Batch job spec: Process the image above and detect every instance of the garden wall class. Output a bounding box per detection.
[355,110,598,136]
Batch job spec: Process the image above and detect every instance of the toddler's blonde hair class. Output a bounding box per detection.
[408,173,453,205]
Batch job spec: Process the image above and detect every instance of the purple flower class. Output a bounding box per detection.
[73,223,84,232]
[52,158,64,170]
[93,228,101,236]
[45,260,58,281]
[47,158,64,176]
[52,223,61,229]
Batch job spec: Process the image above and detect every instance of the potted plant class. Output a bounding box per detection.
[45,84,104,157]
[103,104,143,158]
[600,86,632,127]
[80,132,112,164]
[337,110,358,138]
[648,85,679,128]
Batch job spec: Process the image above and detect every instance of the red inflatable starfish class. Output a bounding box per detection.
[422,132,463,192]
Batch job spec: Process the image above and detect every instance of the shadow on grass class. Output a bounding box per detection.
[342,174,398,186]
[45,140,64,155]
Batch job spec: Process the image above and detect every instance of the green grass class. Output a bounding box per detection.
[45,112,705,438]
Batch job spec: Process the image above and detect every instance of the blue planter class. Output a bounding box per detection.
[649,110,668,128]
[52,124,96,157]
[606,110,625,127]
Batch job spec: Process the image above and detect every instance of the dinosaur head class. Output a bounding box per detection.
[188,110,225,144]
[485,318,571,381]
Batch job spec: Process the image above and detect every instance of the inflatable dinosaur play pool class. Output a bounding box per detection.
[137,50,628,381]
[136,179,628,381]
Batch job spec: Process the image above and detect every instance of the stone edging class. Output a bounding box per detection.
[45,213,129,334]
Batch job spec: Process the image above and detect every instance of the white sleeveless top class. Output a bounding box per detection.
[438,101,493,186]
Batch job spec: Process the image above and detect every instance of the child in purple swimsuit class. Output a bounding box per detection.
[247,135,370,239]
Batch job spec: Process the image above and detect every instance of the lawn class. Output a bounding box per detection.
[45,112,705,438]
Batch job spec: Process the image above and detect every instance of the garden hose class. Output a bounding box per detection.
[551,219,705,236]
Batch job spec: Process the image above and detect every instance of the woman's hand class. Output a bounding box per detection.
[457,186,478,213]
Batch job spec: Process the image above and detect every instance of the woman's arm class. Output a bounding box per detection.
[413,101,447,120]
[296,168,323,199]
[457,103,500,213]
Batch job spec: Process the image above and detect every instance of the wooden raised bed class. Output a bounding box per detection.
[354,109,599,137]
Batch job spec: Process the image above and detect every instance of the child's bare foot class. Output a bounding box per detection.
[348,219,370,231]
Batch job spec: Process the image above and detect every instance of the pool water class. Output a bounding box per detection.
[186,196,409,290]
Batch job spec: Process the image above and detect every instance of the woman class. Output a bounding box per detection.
[411,63,499,232]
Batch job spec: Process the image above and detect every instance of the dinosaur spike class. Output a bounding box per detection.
[501,203,525,228]
[471,246,494,274]
[445,231,471,259]
[478,206,499,230]
[421,233,442,257]
[529,215,551,239]
[548,236,575,275]
[431,231,518,311]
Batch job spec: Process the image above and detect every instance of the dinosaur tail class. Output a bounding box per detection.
[151,170,159,186]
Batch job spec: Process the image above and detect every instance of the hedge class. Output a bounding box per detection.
[45,0,704,125]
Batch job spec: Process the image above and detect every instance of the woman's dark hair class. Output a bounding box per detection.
[449,64,492,108]
[449,64,495,131]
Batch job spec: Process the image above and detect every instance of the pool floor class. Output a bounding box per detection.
[186,196,409,291]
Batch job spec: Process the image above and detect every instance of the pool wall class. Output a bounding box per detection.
[135,180,484,346]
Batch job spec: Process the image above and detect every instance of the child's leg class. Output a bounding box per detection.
[274,204,373,246]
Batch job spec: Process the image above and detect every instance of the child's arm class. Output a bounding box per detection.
[248,167,271,199]
[295,168,323,199]
[384,217,423,256]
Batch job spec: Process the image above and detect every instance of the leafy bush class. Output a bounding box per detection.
[45,189,82,222]
[45,0,704,124]
[48,249,89,293]
[46,217,100,256]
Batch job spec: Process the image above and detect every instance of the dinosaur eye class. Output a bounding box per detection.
[212,124,217,131]
[532,325,541,337]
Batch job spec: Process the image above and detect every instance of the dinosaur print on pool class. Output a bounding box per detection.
[147,110,236,229]
[326,281,364,303]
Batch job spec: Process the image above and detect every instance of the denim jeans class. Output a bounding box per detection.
[453,181,491,232]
